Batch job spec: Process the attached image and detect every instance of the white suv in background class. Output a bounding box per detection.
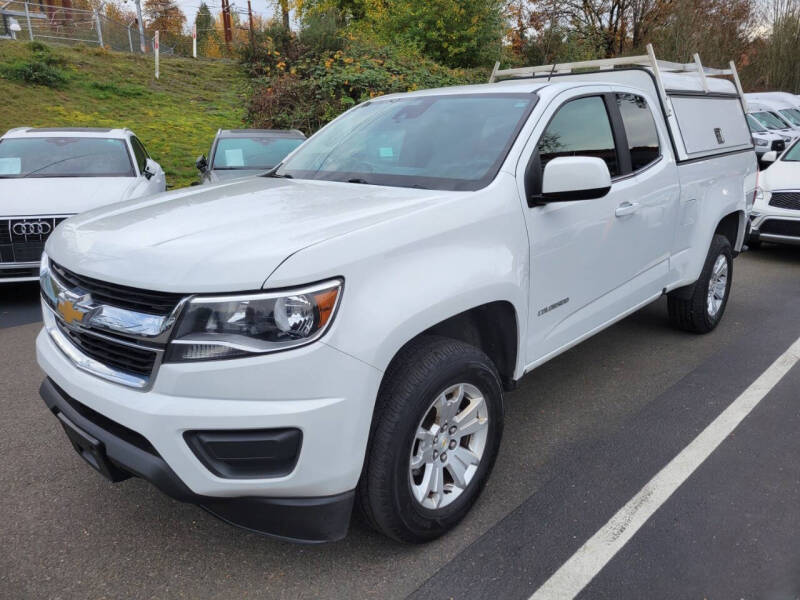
[749,138,800,248]
[747,114,787,162]
[0,127,166,282]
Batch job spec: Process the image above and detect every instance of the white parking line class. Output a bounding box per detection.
[530,335,800,600]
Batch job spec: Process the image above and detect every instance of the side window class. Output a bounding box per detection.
[537,96,620,177]
[130,136,148,173]
[616,93,660,171]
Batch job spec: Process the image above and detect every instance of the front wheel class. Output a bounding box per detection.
[667,234,733,334]
[358,336,504,543]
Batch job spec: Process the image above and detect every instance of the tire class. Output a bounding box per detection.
[358,336,504,543]
[667,234,733,334]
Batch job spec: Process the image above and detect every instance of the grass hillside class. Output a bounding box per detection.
[0,41,248,188]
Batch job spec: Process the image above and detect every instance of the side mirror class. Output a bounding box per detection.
[143,158,158,180]
[761,151,778,163]
[538,156,611,203]
[196,154,208,173]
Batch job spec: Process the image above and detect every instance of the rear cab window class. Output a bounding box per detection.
[615,93,660,171]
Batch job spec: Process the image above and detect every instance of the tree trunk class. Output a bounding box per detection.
[281,0,290,30]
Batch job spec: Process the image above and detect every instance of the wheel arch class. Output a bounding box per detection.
[379,301,520,394]
[715,210,746,254]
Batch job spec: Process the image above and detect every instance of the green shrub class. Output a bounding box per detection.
[246,39,486,133]
[87,81,148,98]
[27,40,49,53]
[2,58,68,88]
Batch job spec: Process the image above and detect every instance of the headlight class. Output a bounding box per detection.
[755,138,769,147]
[165,279,343,362]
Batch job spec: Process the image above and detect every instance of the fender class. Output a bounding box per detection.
[266,173,531,378]
[669,151,756,289]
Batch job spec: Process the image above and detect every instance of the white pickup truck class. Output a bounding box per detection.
[37,49,757,543]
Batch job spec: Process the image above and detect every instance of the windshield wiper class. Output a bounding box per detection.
[347,178,371,184]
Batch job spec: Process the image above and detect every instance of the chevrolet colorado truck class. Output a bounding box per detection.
[36,49,757,543]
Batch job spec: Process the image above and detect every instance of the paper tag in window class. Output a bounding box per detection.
[379,147,394,158]
[224,149,245,167]
[0,158,21,175]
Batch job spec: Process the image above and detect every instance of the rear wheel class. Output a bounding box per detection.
[668,234,733,334]
[358,336,504,543]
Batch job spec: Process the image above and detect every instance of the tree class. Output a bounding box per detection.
[194,2,215,53]
[143,0,186,35]
[274,0,291,29]
[366,0,505,68]
[753,0,800,92]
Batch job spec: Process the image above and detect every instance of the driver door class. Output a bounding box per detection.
[517,89,675,366]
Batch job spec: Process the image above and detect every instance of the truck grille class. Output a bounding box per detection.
[771,140,786,153]
[51,262,183,316]
[57,320,159,378]
[768,192,800,211]
[0,216,68,270]
[760,219,800,237]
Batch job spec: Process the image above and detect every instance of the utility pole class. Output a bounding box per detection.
[133,0,146,53]
[247,0,255,51]
[220,0,232,49]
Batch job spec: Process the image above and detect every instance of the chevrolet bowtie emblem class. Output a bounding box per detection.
[56,292,92,325]
[57,299,85,324]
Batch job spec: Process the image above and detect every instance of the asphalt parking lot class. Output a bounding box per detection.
[2,246,799,600]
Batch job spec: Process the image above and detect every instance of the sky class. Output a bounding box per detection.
[172,0,279,23]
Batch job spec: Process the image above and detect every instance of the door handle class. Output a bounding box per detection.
[615,201,640,217]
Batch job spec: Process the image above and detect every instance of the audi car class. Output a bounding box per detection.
[0,127,166,283]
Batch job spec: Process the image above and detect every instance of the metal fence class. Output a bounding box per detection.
[0,0,178,55]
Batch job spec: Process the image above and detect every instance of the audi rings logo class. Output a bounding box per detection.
[12,222,52,236]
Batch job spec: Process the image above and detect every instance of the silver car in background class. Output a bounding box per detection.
[195,129,306,184]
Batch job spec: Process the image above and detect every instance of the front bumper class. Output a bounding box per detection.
[749,212,800,246]
[36,323,383,542]
[0,261,40,283]
[40,378,355,542]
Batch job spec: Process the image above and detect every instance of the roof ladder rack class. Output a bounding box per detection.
[489,44,747,115]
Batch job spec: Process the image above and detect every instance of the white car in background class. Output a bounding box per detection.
[746,97,800,139]
[0,127,166,282]
[747,92,800,122]
[749,139,800,248]
[746,114,787,162]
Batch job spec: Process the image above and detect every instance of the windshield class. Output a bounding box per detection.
[212,136,304,170]
[778,108,800,127]
[783,139,800,162]
[752,111,790,131]
[746,114,767,133]
[274,93,537,191]
[0,137,134,178]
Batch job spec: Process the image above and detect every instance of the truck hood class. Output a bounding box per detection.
[47,176,457,292]
[0,177,140,216]
[762,160,800,192]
